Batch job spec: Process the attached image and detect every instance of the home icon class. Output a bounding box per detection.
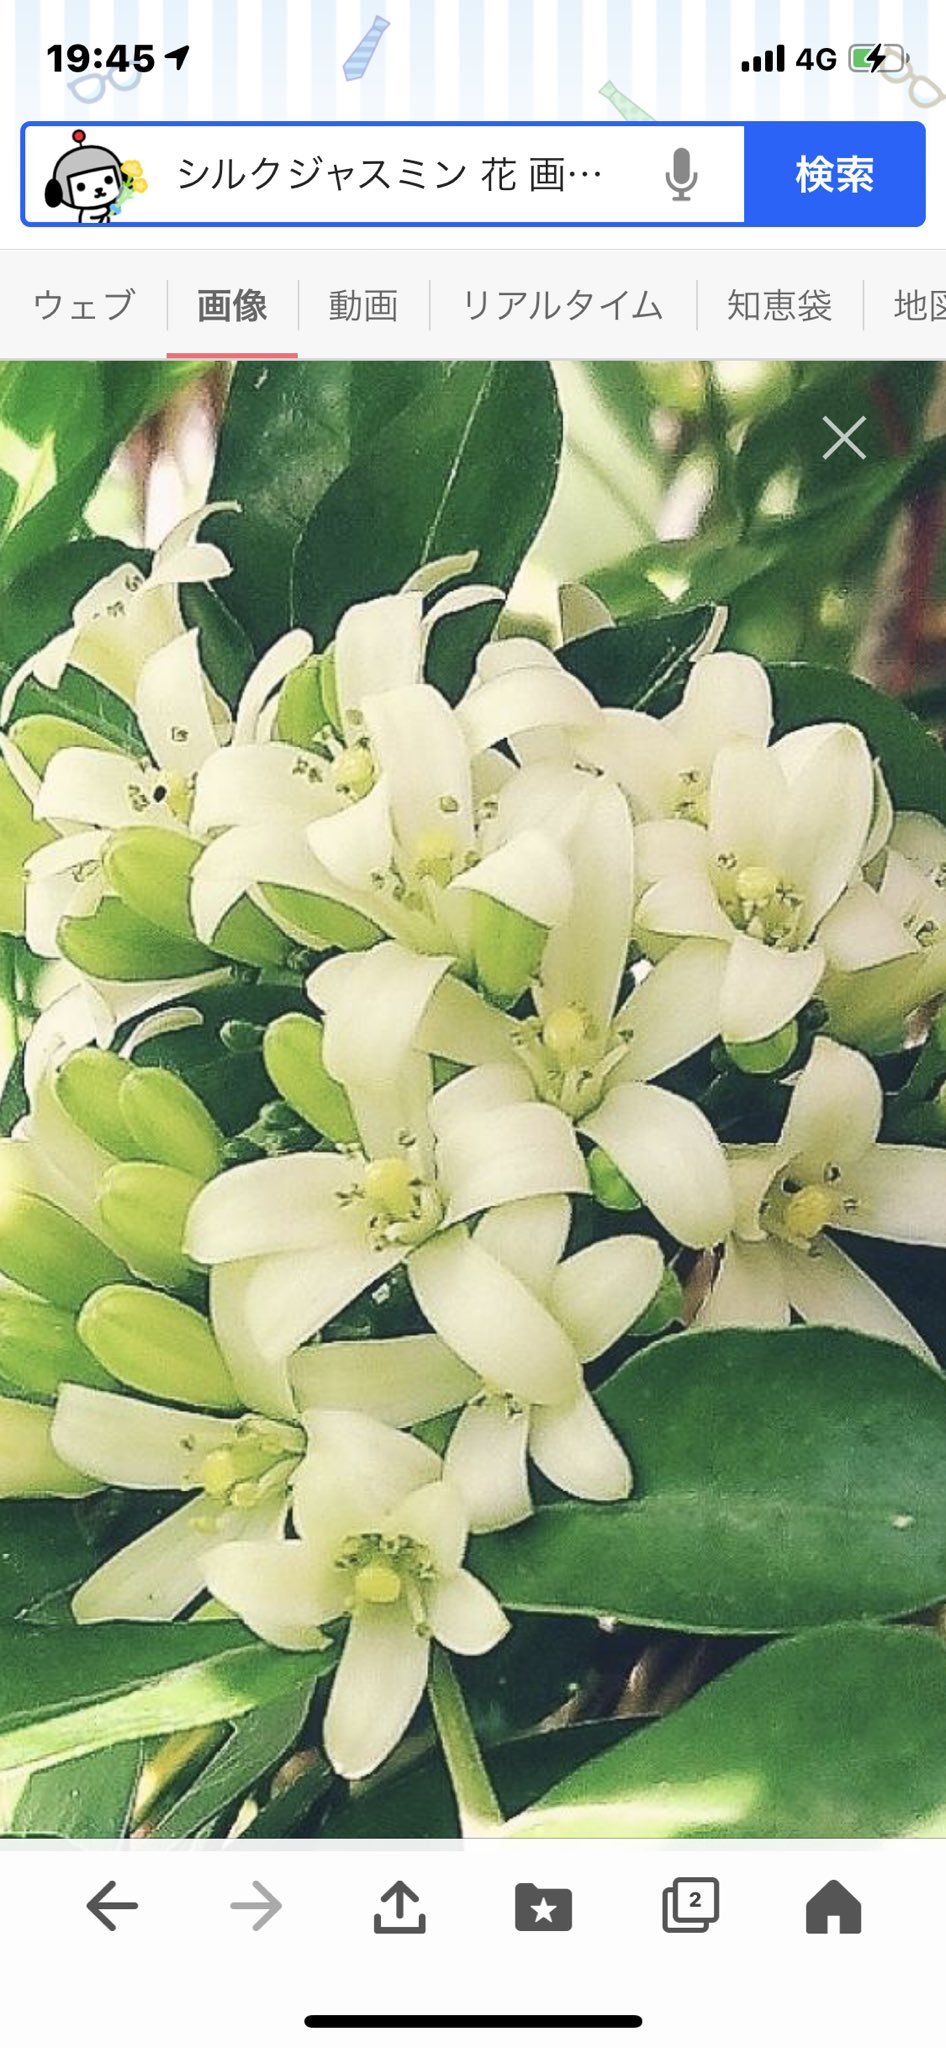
[805,1879,862,1934]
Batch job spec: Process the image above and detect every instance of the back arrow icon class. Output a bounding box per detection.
[230,1880,282,1931]
[87,1881,139,1932]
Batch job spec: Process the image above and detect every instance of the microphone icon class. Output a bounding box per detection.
[667,147,698,201]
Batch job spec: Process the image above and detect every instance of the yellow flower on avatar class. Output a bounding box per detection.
[121,160,148,193]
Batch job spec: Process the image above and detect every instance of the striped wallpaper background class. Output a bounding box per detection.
[15,0,937,124]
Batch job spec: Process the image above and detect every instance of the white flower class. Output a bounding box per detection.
[187,560,558,964]
[1,505,234,720]
[699,1035,946,1361]
[820,809,946,1049]
[51,1381,303,1621]
[14,627,309,962]
[206,1410,508,1779]
[635,724,877,1043]
[423,1197,661,1532]
[310,776,735,1251]
[186,1057,587,1419]
[455,634,770,826]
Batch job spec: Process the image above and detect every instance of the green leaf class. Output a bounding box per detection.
[771,661,946,826]
[151,1678,315,1839]
[180,583,254,712]
[0,538,146,701]
[0,1496,125,1622]
[324,1721,630,1839]
[208,364,442,652]
[292,363,562,698]
[505,1625,946,1838]
[4,1741,142,1839]
[473,1327,946,1635]
[558,605,717,712]
[0,1620,332,1771]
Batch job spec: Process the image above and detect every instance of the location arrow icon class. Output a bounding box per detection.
[87,1880,139,1932]
[230,1879,282,1932]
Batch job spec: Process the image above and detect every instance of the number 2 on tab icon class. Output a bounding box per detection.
[662,1877,720,1933]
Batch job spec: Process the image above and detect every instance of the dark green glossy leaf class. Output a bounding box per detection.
[473,1327,946,1635]
[0,1495,126,1623]
[771,662,946,826]
[324,1721,631,1839]
[292,363,561,698]
[181,583,255,712]
[5,1741,142,1838]
[0,1620,331,1770]
[208,364,443,651]
[558,605,717,712]
[152,1677,315,1839]
[506,1625,946,1838]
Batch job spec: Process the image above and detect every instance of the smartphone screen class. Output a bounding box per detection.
[2,5,945,2043]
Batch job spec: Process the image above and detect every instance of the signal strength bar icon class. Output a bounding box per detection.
[742,45,786,73]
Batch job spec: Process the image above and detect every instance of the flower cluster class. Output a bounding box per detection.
[2,515,946,1779]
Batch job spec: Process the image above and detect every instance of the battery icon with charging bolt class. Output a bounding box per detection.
[849,42,906,73]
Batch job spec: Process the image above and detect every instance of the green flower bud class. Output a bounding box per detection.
[0,761,54,937]
[10,715,123,775]
[725,1021,799,1076]
[118,1070,224,1182]
[78,1285,239,1412]
[588,1146,642,1213]
[0,1296,111,1400]
[631,1267,685,1338]
[96,1163,202,1292]
[263,1014,357,1145]
[57,1049,143,1160]
[276,649,338,745]
[104,827,288,970]
[259,882,380,953]
[58,897,216,982]
[472,897,546,1008]
[0,1393,99,1499]
[0,1190,127,1309]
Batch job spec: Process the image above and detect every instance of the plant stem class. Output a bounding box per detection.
[428,1645,503,1838]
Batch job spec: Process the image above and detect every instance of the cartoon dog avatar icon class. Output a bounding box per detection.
[45,129,123,223]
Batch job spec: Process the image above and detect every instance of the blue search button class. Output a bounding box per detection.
[744,121,926,226]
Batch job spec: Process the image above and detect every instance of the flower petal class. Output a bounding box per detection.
[393,1478,468,1573]
[311,942,453,1091]
[192,742,333,835]
[450,830,574,929]
[324,1602,430,1779]
[306,778,395,892]
[429,1060,534,1137]
[34,749,145,831]
[291,1333,475,1426]
[235,629,314,745]
[582,1083,734,1249]
[52,1384,230,1490]
[819,882,915,970]
[457,650,599,755]
[719,933,824,1044]
[528,1386,632,1503]
[695,1238,790,1329]
[74,1498,286,1624]
[843,1145,946,1247]
[136,630,221,778]
[540,777,633,1036]
[439,1100,588,1220]
[708,739,787,872]
[298,1410,442,1529]
[335,592,424,728]
[777,725,874,932]
[426,1567,509,1654]
[185,1154,354,1264]
[207,1535,345,1649]
[676,651,773,766]
[550,1237,664,1361]
[778,1037,882,1176]
[636,870,732,946]
[417,975,518,1068]
[408,1227,580,1404]
[363,684,475,859]
[209,1240,402,1400]
[474,1195,571,1297]
[779,1237,935,1364]
[444,1400,532,1533]
[612,941,728,1082]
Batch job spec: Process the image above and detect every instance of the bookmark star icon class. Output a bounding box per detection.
[532,1896,556,1923]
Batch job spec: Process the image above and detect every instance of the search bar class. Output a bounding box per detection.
[20,121,924,229]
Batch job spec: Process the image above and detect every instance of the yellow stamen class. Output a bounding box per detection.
[782,1185,838,1242]
[362,1155,417,1223]
[354,1561,402,1605]
[331,742,376,802]
[541,1004,591,1067]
